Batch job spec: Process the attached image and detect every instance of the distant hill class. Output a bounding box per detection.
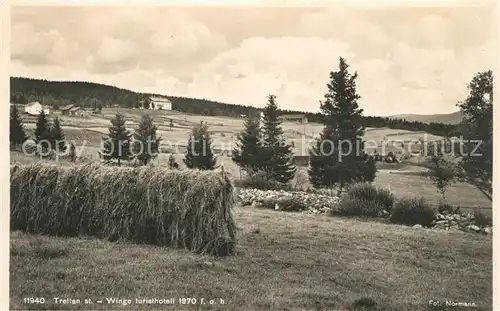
[10,76,460,137]
[389,112,463,125]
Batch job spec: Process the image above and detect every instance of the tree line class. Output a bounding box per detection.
[11,77,457,136]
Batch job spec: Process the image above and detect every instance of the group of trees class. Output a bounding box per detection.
[232,58,376,192]
[99,114,164,166]
[10,105,69,156]
[98,114,218,170]
[232,94,297,184]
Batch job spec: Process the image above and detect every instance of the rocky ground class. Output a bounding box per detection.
[235,187,492,235]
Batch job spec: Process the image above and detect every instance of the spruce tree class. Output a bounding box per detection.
[99,113,132,166]
[10,105,27,147]
[34,110,52,152]
[232,114,264,173]
[308,57,377,191]
[183,122,216,170]
[132,115,161,165]
[261,95,296,183]
[49,117,66,153]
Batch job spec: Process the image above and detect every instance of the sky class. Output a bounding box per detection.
[10,4,497,116]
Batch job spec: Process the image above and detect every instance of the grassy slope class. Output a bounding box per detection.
[10,207,491,311]
[388,112,463,125]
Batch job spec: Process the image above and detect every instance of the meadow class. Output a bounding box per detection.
[10,208,492,310]
[10,108,492,310]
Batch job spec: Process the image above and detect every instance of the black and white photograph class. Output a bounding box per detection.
[5,1,495,310]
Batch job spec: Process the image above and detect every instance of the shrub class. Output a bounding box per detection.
[10,163,237,256]
[437,203,460,214]
[390,197,436,227]
[334,183,394,217]
[346,183,394,211]
[473,209,492,227]
[261,197,307,212]
[234,170,293,191]
[335,196,385,217]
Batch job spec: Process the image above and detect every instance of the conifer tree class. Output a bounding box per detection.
[308,57,376,191]
[49,117,66,153]
[260,95,296,183]
[232,114,264,172]
[99,113,132,166]
[10,105,27,147]
[132,115,161,165]
[34,110,52,152]
[183,121,216,170]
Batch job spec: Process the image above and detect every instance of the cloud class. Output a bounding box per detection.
[10,5,496,116]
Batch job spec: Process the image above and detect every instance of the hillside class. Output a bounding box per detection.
[389,112,463,124]
[10,77,460,136]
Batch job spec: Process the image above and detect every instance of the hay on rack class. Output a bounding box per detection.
[10,163,237,256]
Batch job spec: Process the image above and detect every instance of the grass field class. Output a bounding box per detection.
[10,207,492,311]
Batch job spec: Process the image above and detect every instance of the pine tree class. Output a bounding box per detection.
[308,57,377,191]
[10,105,27,147]
[232,114,264,173]
[34,110,52,152]
[168,154,179,169]
[49,117,66,153]
[99,113,132,166]
[183,121,216,170]
[132,115,161,165]
[260,95,296,183]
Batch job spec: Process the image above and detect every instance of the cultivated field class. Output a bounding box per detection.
[10,207,492,310]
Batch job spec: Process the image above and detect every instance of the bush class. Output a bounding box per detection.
[473,209,492,227]
[335,196,385,217]
[390,197,436,227]
[334,183,394,217]
[437,203,460,214]
[346,183,394,211]
[234,170,293,191]
[10,163,237,256]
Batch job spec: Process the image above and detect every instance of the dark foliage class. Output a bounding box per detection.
[184,122,217,170]
[10,105,28,147]
[99,113,133,166]
[309,57,376,191]
[260,95,296,183]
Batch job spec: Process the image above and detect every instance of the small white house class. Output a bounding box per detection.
[149,96,172,110]
[25,102,50,116]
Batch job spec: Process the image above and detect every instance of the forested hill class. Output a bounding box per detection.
[10,77,460,136]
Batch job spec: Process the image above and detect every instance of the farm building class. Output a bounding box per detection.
[278,114,308,124]
[60,104,89,117]
[69,107,90,118]
[25,102,50,115]
[149,96,172,110]
[60,104,75,115]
